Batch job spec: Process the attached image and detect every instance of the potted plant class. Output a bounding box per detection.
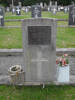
[56,54,70,83]
[8,65,25,85]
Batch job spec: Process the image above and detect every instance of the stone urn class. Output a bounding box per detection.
[8,65,25,85]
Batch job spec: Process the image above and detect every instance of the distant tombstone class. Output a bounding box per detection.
[6,7,10,12]
[57,6,61,12]
[48,7,50,11]
[40,2,43,8]
[69,5,75,25]
[0,7,4,26]
[18,2,22,9]
[43,3,48,11]
[44,3,47,8]
[55,1,57,7]
[16,7,21,15]
[9,4,12,11]
[49,1,52,11]
[51,7,57,14]
[12,7,15,14]
[31,5,41,18]
[49,1,52,7]
[25,7,29,13]
[22,18,57,84]
[64,7,68,13]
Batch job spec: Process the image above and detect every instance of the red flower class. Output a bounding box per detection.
[64,54,68,57]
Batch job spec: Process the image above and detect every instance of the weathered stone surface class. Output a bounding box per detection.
[0,7,4,26]
[69,5,75,25]
[22,18,57,83]
[31,5,41,18]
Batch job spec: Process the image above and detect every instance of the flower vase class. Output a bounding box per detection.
[57,65,70,83]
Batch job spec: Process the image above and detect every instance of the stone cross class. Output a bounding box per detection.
[16,8,20,14]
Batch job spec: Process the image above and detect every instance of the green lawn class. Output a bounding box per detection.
[0,85,75,100]
[0,11,74,49]
[0,28,22,48]
[5,11,68,20]
[0,26,75,48]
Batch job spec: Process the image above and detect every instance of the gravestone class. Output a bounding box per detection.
[48,7,50,11]
[49,1,52,11]
[57,6,61,12]
[50,1,57,14]
[64,7,68,13]
[0,7,4,26]
[40,2,43,9]
[22,18,57,84]
[12,7,15,14]
[6,7,10,12]
[51,6,57,14]
[43,3,48,11]
[69,5,75,25]
[31,5,41,18]
[18,2,22,9]
[9,4,12,11]
[25,7,29,13]
[16,7,21,15]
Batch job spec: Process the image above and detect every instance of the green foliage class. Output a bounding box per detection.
[0,85,75,100]
[0,0,75,6]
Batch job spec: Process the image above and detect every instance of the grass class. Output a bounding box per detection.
[5,11,68,20]
[0,85,75,100]
[0,11,74,48]
[57,27,75,48]
[0,28,22,48]
[5,22,21,26]
[0,26,75,48]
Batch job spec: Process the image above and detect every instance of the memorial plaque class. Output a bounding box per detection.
[31,5,41,18]
[69,5,75,25]
[28,26,51,45]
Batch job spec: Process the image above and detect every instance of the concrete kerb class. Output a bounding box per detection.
[0,48,75,56]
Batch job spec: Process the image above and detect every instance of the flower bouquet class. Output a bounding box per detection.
[56,54,70,83]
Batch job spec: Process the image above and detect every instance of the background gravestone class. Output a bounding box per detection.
[25,7,29,13]
[40,2,43,9]
[12,7,16,14]
[22,18,57,83]
[43,3,48,11]
[16,7,21,15]
[6,7,10,12]
[0,7,4,26]
[69,5,75,25]
[18,2,22,9]
[31,5,41,18]
[51,6,57,14]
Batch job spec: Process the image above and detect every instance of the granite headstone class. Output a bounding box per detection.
[69,5,75,25]
[31,5,41,18]
[0,7,4,26]
[16,7,21,15]
[22,18,57,83]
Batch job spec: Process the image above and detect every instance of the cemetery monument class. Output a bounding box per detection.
[0,7,4,26]
[69,5,75,25]
[31,5,41,18]
[22,18,57,84]
[16,7,21,15]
